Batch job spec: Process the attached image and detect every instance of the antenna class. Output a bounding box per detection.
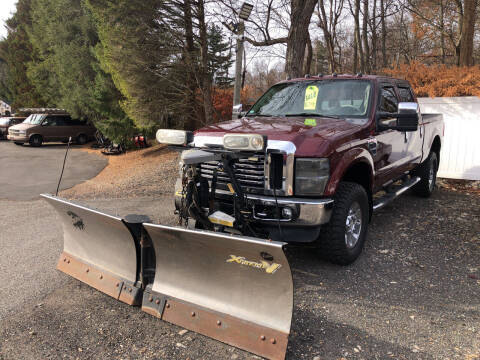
[56,137,72,196]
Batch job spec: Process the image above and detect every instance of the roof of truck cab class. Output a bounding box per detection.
[280,74,410,85]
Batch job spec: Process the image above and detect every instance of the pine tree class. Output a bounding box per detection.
[26,0,132,142]
[207,24,234,88]
[1,0,44,109]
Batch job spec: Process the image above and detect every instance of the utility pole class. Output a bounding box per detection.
[231,3,253,111]
[233,21,244,106]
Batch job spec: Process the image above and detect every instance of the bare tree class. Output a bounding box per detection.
[317,0,345,72]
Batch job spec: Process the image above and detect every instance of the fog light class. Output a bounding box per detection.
[282,207,293,220]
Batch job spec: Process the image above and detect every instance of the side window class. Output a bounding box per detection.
[397,87,414,102]
[55,117,66,126]
[379,87,398,113]
[60,116,73,126]
[43,116,58,126]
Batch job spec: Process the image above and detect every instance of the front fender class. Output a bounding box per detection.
[324,147,374,197]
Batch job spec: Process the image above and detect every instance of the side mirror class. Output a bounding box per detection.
[232,104,246,119]
[377,102,419,132]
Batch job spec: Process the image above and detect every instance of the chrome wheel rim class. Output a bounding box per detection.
[345,201,362,249]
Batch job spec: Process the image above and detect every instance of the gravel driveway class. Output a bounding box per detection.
[0,189,478,359]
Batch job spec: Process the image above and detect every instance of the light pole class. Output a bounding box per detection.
[232,3,253,108]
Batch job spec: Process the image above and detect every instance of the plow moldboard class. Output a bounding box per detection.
[142,223,293,360]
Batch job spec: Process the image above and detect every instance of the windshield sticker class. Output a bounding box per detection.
[304,85,319,110]
[304,118,317,126]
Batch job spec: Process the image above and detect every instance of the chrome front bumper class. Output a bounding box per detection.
[215,190,334,227]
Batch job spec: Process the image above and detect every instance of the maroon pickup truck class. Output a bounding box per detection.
[156,74,444,264]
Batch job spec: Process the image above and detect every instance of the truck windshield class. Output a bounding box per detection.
[247,80,372,123]
[23,114,47,125]
[0,118,9,126]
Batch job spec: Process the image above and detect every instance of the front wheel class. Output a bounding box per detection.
[29,135,43,147]
[317,182,369,265]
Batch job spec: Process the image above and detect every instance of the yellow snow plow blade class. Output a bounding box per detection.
[42,194,293,360]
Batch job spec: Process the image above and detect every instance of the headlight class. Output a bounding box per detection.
[156,129,192,146]
[18,130,26,135]
[223,133,265,151]
[295,158,330,196]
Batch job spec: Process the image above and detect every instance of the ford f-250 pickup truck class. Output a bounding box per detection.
[156,74,444,265]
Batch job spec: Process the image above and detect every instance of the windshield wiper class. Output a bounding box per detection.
[285,113,340,119]
[245,113,274,117]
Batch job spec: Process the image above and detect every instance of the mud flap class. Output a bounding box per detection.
[42,194,142,305]
[142,224,293,360]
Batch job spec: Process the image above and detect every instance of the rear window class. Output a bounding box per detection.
[397,87,414,102]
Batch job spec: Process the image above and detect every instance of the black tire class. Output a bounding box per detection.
[77,134,88,145]
[317,182,369,265]
[412,152,438,198]
[14,142,24,146]
[29,135,43,147]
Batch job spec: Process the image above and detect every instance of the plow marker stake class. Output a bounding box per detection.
[42,195,293,360]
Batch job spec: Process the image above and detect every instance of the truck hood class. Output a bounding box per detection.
[194,116,366,157]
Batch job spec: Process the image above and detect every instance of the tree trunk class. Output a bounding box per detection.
[183,0,198,131]
[371,0,377,71]
[284,0,317,78]
[353,34,358,73]
[454,0,464,66]
[459,0,476,66]
[197,0,213,125]
[354,0,365,72]
[362,0,370,73]
[440,0,446,64]
[304,34,313,75]
[380,0,387,67]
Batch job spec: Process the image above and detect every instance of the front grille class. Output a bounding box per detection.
[9,129,20,135]
[199,155,266,193]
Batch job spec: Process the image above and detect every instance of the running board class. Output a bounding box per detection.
[373,176,421,211]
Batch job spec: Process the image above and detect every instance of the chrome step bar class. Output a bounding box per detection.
[373,176,421,211]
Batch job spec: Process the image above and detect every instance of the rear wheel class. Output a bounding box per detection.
[29,135,43,147]
[317,182,369,265]
[76,134,87,145]
[412,152,438,197]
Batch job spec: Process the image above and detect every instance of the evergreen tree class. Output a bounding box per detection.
[27,0,132,142]
[86,0,188,129]
[207,24,234,88]
[1,0,44,109]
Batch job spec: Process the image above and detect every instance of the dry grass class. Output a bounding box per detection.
[61,144,179,200]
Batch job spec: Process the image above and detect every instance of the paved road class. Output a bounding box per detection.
[0,141,107,200]
[0,190,478,359]
[0,196,173,323]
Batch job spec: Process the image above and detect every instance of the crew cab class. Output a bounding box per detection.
[156,75,444,265]
[7,112,96,146]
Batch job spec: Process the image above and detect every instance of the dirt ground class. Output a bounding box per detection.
[60,144,179,200]
[0,145,479,360]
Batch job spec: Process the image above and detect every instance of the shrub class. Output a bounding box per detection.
[383,61,480,97]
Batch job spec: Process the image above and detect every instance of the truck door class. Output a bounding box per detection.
[396,85,423,170]
[373,84,409,185]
